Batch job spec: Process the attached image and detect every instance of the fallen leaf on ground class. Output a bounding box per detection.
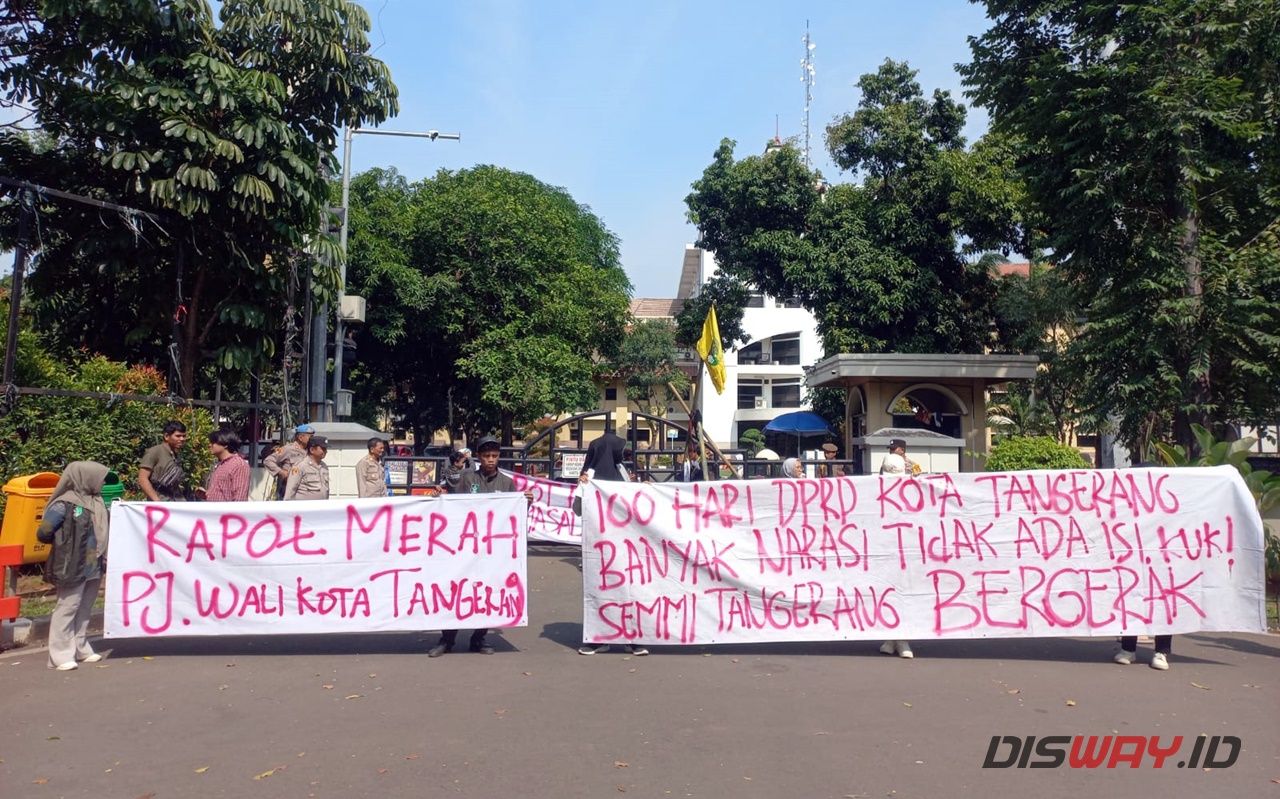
[614,761,629,768]
[1066,700,1077,707]
[143,657,153,661]
[218,685,228,691]
[731,658,739,663]
[46,736,60,740]
[344,694,362,700]
[744,776,753,780]
[377,769,387,774]
[1191,682,1211,690]
[322,685,334,690]
[368,673,377,678]
[32,778,48,784]
[194,766,209,774]
[104,769,112,773]
[493,708,507,715]
[1007,689,1020,694]
[253,769,276,780]
[629,668,637,673]
[523,672,533,676]
[225,663,235,667]
[405,755,419,760]
[903,702,912,707]
[616,787,627,793]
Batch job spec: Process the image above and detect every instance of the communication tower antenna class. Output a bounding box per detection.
[801,21,816,169]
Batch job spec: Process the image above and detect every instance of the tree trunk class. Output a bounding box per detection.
[1173,200,1211,455]
[178,264,206,400]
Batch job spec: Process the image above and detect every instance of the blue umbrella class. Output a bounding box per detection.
[764,411,833,456]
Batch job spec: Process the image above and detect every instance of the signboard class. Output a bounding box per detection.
[559,453,586,480]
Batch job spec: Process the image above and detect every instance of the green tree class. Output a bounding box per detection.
[685,60,1024,359]
[344,166,633,445]
[991,256,1087,443]
[610,318,691,438]
[962,0,1280,456]
[0,0,397,397]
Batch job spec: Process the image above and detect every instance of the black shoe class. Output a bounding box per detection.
[470,643,495,655]
[428,643,451,658]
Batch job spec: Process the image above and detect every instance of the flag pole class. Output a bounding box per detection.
[667,380,740,480]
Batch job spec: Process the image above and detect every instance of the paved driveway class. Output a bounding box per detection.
[2,545,1276,798]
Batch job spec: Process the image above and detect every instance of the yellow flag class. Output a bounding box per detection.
[695,304,726,395]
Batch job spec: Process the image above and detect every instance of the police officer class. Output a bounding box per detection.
[356,437,389,498]
[284,436,330,500]
[265,424,315,499]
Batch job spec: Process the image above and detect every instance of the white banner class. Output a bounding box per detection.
[580,467,1268,646]
[507,471,582,545]
[105,494,528,638]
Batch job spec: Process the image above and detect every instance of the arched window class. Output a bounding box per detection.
[887,384,968,438]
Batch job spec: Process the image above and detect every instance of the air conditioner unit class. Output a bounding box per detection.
[754,397,768,409]
[760,351,771,362]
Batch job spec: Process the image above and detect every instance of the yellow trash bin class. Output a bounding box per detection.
[0,472,61,565]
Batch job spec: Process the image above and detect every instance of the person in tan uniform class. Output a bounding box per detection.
[355,437,389,498]
[264,424,315,499]
[284,436,330,500]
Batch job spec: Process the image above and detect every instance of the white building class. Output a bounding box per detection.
[677,245,823,449]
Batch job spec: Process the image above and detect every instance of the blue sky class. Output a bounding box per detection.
[348,0,996,298]
[2,1,998,293]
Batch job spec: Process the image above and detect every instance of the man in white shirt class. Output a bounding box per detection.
[879,438,914,659]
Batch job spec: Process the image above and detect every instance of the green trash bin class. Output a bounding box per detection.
[101,471,125,509]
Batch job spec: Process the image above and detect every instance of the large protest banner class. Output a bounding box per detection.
[580,466,1268,646]
[105,494,528,638]
[507,470,581,545]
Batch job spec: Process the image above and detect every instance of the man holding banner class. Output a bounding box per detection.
[429,436,529,657]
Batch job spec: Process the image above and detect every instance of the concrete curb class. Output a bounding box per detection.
[0,608,104,651]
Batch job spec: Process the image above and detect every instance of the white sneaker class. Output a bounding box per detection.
[578,643,610,656]
[880,640,897,655]
[895,641,914,659]
[54,662,78,671]
[80,653,103,663]
[1150,652,1169,671]
[1113,649,1137,665]
[625,644,649,656]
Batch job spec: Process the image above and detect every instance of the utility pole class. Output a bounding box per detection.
[2,190,33,388]
[331,126,460,416]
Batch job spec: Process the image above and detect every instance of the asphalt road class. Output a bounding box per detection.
[2,545,1277,799]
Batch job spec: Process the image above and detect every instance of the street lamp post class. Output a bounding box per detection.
[331,126,460,413]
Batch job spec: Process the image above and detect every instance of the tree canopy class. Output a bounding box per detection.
[685,60,1026,359]
[344,166,633,445]
[962,0,1280,454]
[0,0,398,397]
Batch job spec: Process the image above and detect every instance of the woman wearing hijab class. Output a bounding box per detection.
[782,458,803,479]
[36,462,111,671]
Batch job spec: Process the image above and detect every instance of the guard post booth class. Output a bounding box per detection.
[806,353,1039,474]
[308,421,387,499]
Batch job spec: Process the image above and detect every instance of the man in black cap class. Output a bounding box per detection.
[429,436,529,657]
[284,436,330,500]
